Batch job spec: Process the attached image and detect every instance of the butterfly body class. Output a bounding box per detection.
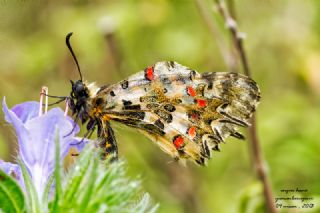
[69,61,260,165]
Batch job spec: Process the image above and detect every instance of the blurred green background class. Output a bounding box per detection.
[0,0,319,212]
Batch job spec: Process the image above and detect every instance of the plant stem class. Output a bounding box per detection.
[195,0,237,72]
[215,0,250,76]
[213,0,277,212]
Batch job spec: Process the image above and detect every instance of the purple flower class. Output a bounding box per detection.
[0,98,89,198]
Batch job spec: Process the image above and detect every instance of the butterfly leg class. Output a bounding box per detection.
[97,120,118,162]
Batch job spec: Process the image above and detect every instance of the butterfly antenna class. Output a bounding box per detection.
[66,32,83,81]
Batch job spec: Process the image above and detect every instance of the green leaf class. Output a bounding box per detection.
[77,157,98,212]
[0,169,26,213]
[237,181,264,213]
[50,128,62,213]
[53,144,158,213]
[61,145,92,209]
[42,174,54,207]
[132,194,159,213]
[18,159,40,213]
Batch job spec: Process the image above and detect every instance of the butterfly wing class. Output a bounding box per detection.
[97,61,260,165]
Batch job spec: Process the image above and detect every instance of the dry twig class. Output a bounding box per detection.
[195,0,237,72]
[213,0,277,212]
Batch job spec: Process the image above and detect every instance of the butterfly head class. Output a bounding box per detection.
[70,80,89,100]
[65,33,89,119]
[68,79,90,118]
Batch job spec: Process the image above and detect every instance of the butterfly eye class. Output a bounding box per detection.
[75,84,84,94]
[72,81,87,98]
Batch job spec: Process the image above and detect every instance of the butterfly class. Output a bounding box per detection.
[57,33,260,166]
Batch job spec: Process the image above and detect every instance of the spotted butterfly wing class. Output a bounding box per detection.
[91,61,260,165]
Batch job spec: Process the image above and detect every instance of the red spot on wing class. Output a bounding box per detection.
[188,126,197,139]
[190,112,200,121]
[196,99,207,107]
[186,86,196,97]
[173,135,184,149]
[145,66,154,81]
